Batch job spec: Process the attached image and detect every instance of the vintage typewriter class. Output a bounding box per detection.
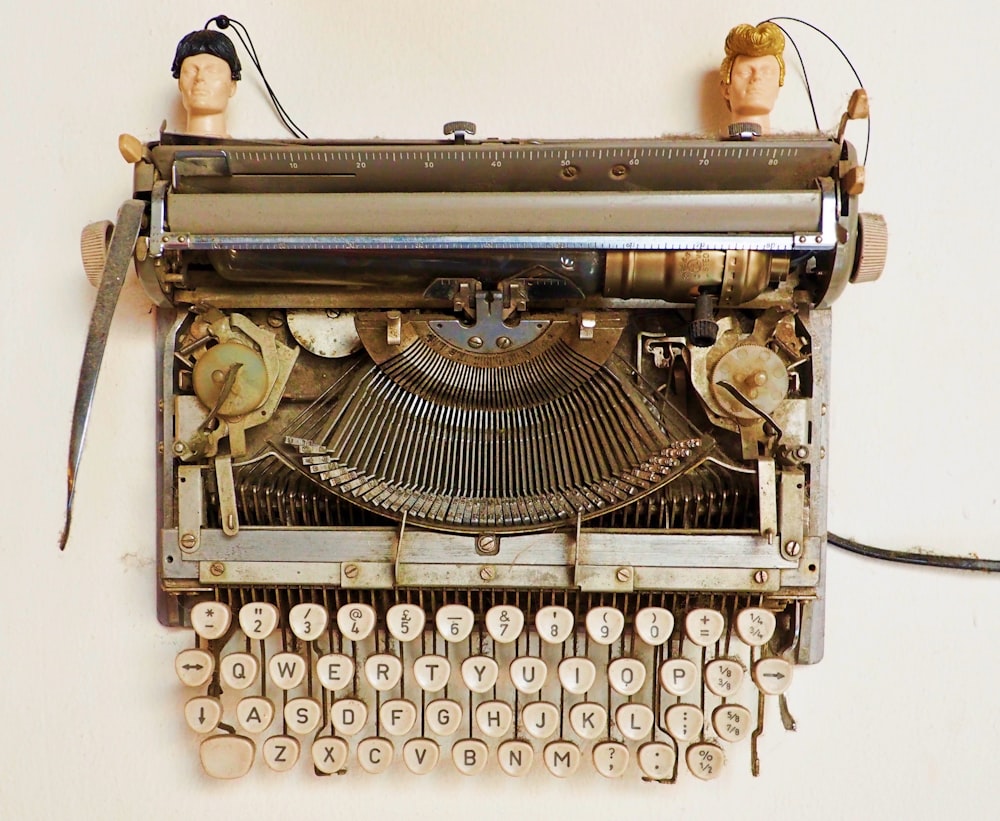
[66,111,885,781]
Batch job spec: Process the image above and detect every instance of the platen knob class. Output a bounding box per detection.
[851,212,888,284]
[80,220,114,287]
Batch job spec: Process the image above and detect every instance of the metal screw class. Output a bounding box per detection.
[209,562,225,577]
[468,336,484,349]
[179,532,197,550]
[480,565,496,582]
[173,442,185,454]
[496,336,512,350]
[561,165,579,179]
[267,311,283,328]
[610,164,628,179]
[559,255,576,271]
[753,569,769,584]
[616,567,632,583]
[785,540,802,557]
[476,534,499,555]
[326,309,341,319]
[343,563,359,580]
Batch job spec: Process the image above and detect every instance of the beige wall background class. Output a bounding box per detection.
[2,1,997,818]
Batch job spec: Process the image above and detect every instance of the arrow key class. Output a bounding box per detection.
[175,648,214,688]
[184,696,223,734]
[752,657,794,695]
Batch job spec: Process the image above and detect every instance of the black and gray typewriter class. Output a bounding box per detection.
[66,114,886,780]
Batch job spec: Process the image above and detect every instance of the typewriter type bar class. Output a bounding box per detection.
[73,128,885,780]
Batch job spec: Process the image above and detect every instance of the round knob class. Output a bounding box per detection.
[80,220,114,287]
[688,318,719,347]
[851,212,888,284]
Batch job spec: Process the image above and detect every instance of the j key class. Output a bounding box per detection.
[435,604,475,643]
[386,603,425,642]
[536,605,574,644]
[336,603,376,641]
[522,701,559,740]
[685,608,725,647]
[585,607,625,645]
[239,602,279,640]
[262,735,299,772]
[191,601,231,641]
[485,605,524,644]
[288,603,328,641]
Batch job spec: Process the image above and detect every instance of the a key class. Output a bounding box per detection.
[316,653,354,691]
[357,737,394,774]
[735,607,776,647]
[485,605,524,644]
[461,656,499,693]
[414,654,451,692]
[199,735,255,779]
[236,696,275,734]
[558,657,596,695]
[312,736,349,774]
[239,602,279,640]
[498,740,534,777]
[175,648,214,688]
[364,653,403,691]
[191,601,231,641]
[476,701,514,738]
[634,607,674,646]
[184,696,222,734]
[336,603,376,641]
[592,741,629,778]
[753,657,794,695]
[220,652,258,691]
[536,605,574,644]
[284,697,322,734]
[712,704,752,743]
[608,657,646,696]
[585,606,625,645]
[616,703,655,741]
[262,735,300,772]
[380,699,418,736]
[385,603,425,642]
[425,699,463,736]
[637,742,675,780]
[664,704,704,742]
[330,698,368,735]
[509,657,547,694]
[659,658,699,696]
[403,738,440,774]
[705,658,745,697]
[543,740,581,777]
[452,739,489,775]
[268,652,307,690]
[686,742,725,780]
[522,701,559,740]
[435,604,475,643]
[685,608,725,647]
[569,702,606,740]
[288,602,328,641]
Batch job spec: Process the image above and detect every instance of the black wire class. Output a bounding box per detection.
[204,14,309,139]
[828,532,1000,573]
[765,16,871,164]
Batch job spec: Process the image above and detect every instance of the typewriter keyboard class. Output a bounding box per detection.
[174,594,793,780]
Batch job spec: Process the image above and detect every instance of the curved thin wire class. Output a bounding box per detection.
[828,532,1000,573]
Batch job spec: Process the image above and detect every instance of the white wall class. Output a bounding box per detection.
[2,2,997,818]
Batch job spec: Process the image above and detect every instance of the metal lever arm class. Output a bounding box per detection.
[59,199,146,550]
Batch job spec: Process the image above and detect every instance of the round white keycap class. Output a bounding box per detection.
[498,740,534,777]
[199,735,255,779]
[239,602,279,640]
[536,605,574,644]
[522,701,559,739]
[364,654,403,691]
[316,653,354,691]
[509,657,548,694]
[425,699,463,736]
[592,742,629,778]
[558,657,597,695]
[289,603,328,641]
[414,654,451,692]
[634,607,674,646]
[403,738,440,774]
[452,739,489,775]
[685,608,725,647]
[380,699,418,736]
[268,652,307,690]
[686,742,725,781]
[357,737,394,774]
[262,735,300,772]
[312,736,349,774]
[436,604,475,642]
[585,607,625,645]
[736,607,777,647]
[569,702,607,740]
[665,703,704,742]
[659,658,699,696]
[191,601,231,641]
[705,658,745,697]
[329,698,367,736]
[184,696,222,734]
[337,603,376,641]
[236,696,275,734]
[476,700,514,738]
[616,703,655,741]
[543,741,581,777]
[608,657,646,696]
[220,652,259,691]
[461,656,499,693]
[485,605,525,644]
[175,648,214,688]
[753,657,794,695]
[712,704,753,743]
[284,697,322,734]
[386,603,425,641]
[637,742,676,780]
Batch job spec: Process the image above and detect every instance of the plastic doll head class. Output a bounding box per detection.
[719,23,785,124]
[171,29,242,80]
[172,29,241,136]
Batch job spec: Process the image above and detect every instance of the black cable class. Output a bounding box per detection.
[828,531,1000,573]
[205,14,309,139]
[766,21,820,132]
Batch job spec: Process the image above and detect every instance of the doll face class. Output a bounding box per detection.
[723,54,781,117]
[177,53,237,116]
